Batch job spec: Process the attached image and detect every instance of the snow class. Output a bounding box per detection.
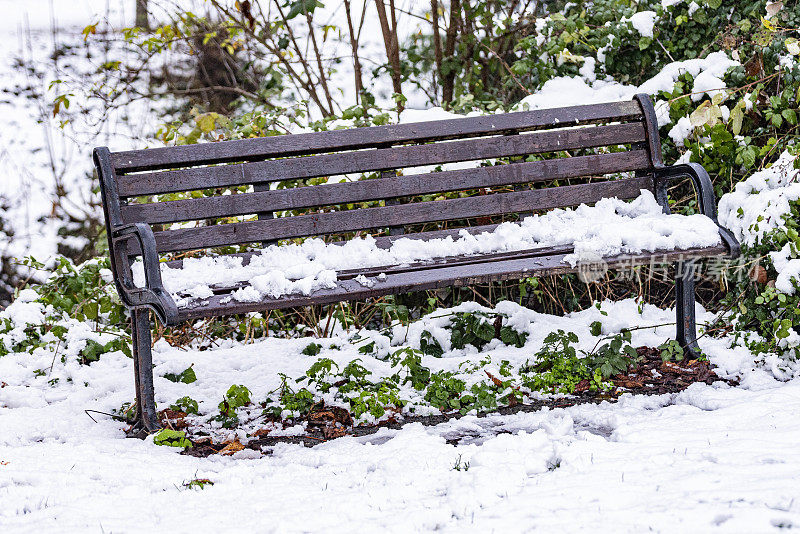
[776,260,800,295]
[517,51,738,116]
[2,296,800,531]
[719,151,800,246]
[137,191,722,305]
[668,116,694,146]
[624,11,658,38]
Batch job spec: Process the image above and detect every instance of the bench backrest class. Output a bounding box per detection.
[94,95,664,256]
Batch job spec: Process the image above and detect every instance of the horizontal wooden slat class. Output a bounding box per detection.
[121,150,651,225]
[111,101,643,172]
[191,244,577,295]
[176,245,728,320]
[151,176,654,253]
[117,122,647,197]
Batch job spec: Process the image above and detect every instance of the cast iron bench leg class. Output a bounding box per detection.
[675,259,702,359]
[131,308,161,432]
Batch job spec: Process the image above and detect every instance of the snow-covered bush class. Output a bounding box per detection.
[719,150,800,360]
[0,257,129,362]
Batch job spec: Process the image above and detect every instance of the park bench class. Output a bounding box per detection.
[94,94,739,431]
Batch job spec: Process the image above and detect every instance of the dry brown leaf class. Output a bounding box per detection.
[485,371,504,387]
[573,379,591,393]
[219,439,245,456]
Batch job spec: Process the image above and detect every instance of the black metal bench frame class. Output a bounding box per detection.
[93,94,739,432]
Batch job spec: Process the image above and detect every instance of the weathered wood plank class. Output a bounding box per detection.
[111,101,643,172]
[117,122,647,197]
[176,245,728,320]
[121,150,651,225]
[192,244,578,295]
[151,176,654,253]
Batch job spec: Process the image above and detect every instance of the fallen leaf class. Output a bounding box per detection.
[749,264,768,284]
[485,371,504,387]
[322,425,347,440]
[574,379,591,393]
[219,439,245,456]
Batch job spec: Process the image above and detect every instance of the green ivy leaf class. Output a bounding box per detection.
[153,429,192,448]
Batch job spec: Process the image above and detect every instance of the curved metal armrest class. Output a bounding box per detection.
[655,163,741,258]
[111,223,179,325]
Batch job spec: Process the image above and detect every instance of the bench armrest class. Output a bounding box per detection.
[110,222,179,325]
[655,163,740,258]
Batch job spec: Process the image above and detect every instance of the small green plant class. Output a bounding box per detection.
[281,388,315,415]
[448,312,528,351]
[586,330,638,378]
[520,330,609,394]
[357,341,376,355]
[450,312,497,350]
[346,383,402,419]
[419,330,444,357]
[78,338,130,365]
[390,348,431,390]
[164,365,197,384]
[424,371,467,411]
[215,384,252,428]
[658,340,685,363]
[153,429,192,448]
[302,342,322,356]
[453,454,470,472]
[169,396,200,415]
[300,358,339,392]
[183,478,214,490]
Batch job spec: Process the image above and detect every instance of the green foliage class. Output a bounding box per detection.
[448,312,528,351]
[419,330,443,357]
[153,429,192,448]
[424,371,467,411]
[183,478,214,490]
[346,383,401,419]
[726,203,800,360]
[520,330,612,394]
[280,386,316,416]
[24,257,126,324]
[658,340,686,363]
[450,312,496,350]
[587,330,639,378]
[164,365,197,384]
[78,337,130,365]
[453,454,470,472]
[170,396,200,415]
[302,342,322,356]
[389,347,431,390]
[215,384,252,428]
[0,257,131,363]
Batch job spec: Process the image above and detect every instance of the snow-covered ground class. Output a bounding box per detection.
[1,298,799,532]
[2,2,800,532]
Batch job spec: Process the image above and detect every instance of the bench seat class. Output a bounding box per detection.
[175,244,729,321]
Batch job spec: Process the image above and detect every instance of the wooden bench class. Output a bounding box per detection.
[94,94,739,431]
